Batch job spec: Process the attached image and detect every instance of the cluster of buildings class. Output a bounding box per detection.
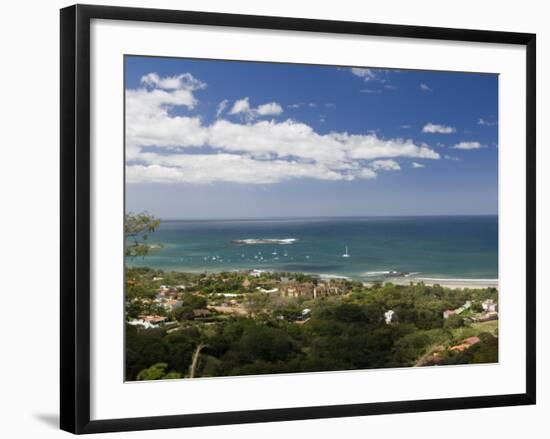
[475,299,498,322]
[155,285,185,311]
[443,300,472,320]
[422,335,483,366]
[442,298,498,323]
[449,336,481,352]
[279,280,346,299]
[128,284,187,328]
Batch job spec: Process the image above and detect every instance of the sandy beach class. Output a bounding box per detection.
[383,277,498,290]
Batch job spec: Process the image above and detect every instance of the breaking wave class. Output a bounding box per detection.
[231,238,298,245]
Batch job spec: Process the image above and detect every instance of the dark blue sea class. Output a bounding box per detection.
[127,216,498,281]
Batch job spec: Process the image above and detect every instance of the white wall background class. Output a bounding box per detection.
[0,0,546,437]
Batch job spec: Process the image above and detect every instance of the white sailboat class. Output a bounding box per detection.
[342,245,351,258]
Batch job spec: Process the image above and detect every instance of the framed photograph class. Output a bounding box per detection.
[60,4,536,434]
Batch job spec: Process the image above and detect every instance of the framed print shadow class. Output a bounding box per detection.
[60,4,536,434]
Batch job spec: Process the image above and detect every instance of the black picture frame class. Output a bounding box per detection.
[60,4,536,434]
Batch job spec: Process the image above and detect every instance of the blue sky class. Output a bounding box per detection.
[125,56,498,219]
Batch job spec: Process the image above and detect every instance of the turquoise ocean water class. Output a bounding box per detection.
[127,216,498,281]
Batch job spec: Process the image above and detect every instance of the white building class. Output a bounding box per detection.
[128,319,159,329]
[384,310,396,325]
[482,299,497,312]
[257,287,279,294]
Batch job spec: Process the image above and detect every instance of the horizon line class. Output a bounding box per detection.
[153,213,498,221]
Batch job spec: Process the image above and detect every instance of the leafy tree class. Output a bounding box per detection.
[181,294,208,309]
[470,333,499,363]
[440,332,498,365]
[136,363,181,380]
[125,212,162,258]
[174,295,208,321]
[125,300,144,320]
[444,314,465,329]
[244,293,270,317]
[236,323,295,363]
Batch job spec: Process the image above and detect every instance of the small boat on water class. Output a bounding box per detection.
[342,246,351,258]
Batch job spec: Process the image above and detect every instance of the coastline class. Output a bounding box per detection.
[379,277,499,290]
[128,261,498,290]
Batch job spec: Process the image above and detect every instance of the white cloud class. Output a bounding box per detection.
[127,153,352,185]
[360,84,396,94]
[205,120,440,164]
[478,118,497,126]
[126,73,441,185]
[141,72,206,91]
[400,124,412,129]
[229,97,283,120]
[125,73,207,135]
[350,68,377,81]
[452,141,486,150]
[422,123,456,134]
[289,102,322,108]
[444,155,461,161]
[369,159,401,171]
[411,162,425,168]
[420,83,432,92]
[216,99,228,118]
[229,97,252,115]
[349,68,394,90]
[126,112,208,154]
[355,168,377,179]
[257,102,283,116]
[126,88,198,119]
